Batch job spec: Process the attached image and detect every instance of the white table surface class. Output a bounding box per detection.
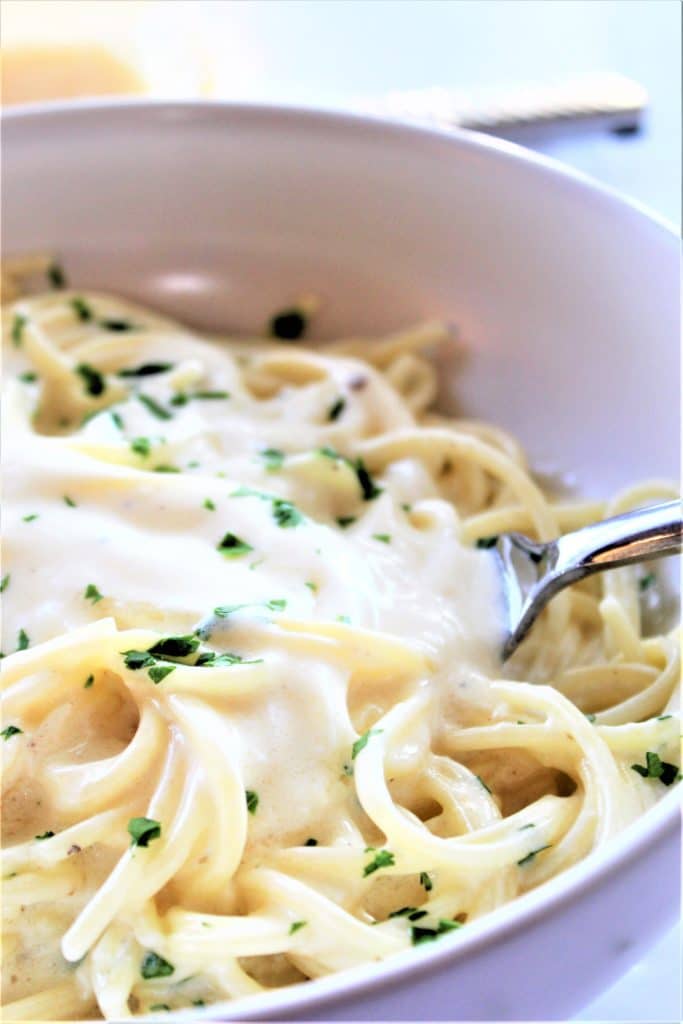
[188,3,682,1020]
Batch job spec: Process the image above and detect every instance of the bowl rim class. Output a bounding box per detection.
[2,98,681,1020]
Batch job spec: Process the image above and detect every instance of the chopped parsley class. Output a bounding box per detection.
[17,628,29,651]
[193,390,230,400]
[84,674,95,688]
[327,397,346,421]
[149,1006,170,1013]
[336,516,356,528]
[140,951,174,980]
[363,849,395,877]
[35,831,55,841]
[84,583,103,604]
[639,572,656,592]
[128,816,162,847]
[22,514,39,522]
[1,725,23,741]
[153,465,180,474]
[76,363,106,397]
[631,751,680,786]
[245,789,259,814]
[203,498,216,511]
[0,573,10,593]
[261,448,285,471]
[476,775,492,794]
[195,651,262,667]
[401,503,412,513]
[111,411,125,430]
[148,635,199,659]
[123,650,156,670]
[411,920,462,945]
[117,362,173,378]
[19,371,38,383]
[351,728,383,760]
[289,920,307,935]
[517,844,552,866]
[354,458,382,501]
[63,495,77,507]
[138,394,172,420]
[130,437,152,457]
[47,262,67,288]
[389,907,428,921]
[270,308,307,340]
[305,581,318,593]
[476,535,499,549]
[217,532,253,558]
[272,499,303,528]
[372,533,391,544]
[148,664,176,684]
[11,313,27,346]
[70,296,93,322]
[100,318,135,332]
[419,871,433,892]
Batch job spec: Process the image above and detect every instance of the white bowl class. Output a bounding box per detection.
[2,101,680,1022]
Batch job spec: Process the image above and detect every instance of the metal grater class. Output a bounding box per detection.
[358,72,648,139]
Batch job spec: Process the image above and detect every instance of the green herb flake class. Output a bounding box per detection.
[17,628,30,651]
[193,390,230,400]
[372,533,391,544]
[639,572,656,592]
[117,362,173,378]
[153,464,180,474]
[123,650,156,670]
[22,514,39,522]
[517,844,552,867]
[84,583,103,604]
[140,951,174,980]
[305,581,318,593]
[411,919,462,945]
[130,437,152,457]
[336,516,356,529]
[631,751,680,786]
[1,725,23,741]
[272,499,303,528]
[203,498,216,511]
[148,635,199,659]
[327,397,346,422]
[354,458,382,501]
[270,308,307,341]
[19,371,38,383]
[47,262,67,289]
[261,448,285,471]
[76,362,106,397]
[245,789,259,814]
[289,920,307,935]
[0,573,10,593]
[363,849,395,877]
[128,816,162,848]
[100,318,135,332]
[84,674,95,689]
[352,728,383,760]
[35,831,55,841]
[169,392,189,407]
[217,532,253,558]
[401,503,413,513]
[138,393,172,420]
[149,664,176,684]
[70,296,93,322]
[476,535,499,549]
[419,871,433,892]
[149,1006,170,1013]
[11,313,27,346]
[518,823,536,831]
[63,495,77,507]
[266,598,287,611]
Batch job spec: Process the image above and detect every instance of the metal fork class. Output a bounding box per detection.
[491,500,682,660]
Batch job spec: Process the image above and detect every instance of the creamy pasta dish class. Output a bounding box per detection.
[1,261,680,1020]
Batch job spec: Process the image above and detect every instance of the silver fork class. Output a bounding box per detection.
[490,500,682,660]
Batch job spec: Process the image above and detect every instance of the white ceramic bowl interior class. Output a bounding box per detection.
[2,102,680,1022]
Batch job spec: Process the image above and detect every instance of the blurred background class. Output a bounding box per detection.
[1,0,681,226]
[1,2,681,1020]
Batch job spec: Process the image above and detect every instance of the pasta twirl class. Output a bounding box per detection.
[1,284,680,1019]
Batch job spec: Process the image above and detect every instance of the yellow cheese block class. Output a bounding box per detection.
[1,44,144,105]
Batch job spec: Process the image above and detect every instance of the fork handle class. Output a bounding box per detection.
[553,500,682,582]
